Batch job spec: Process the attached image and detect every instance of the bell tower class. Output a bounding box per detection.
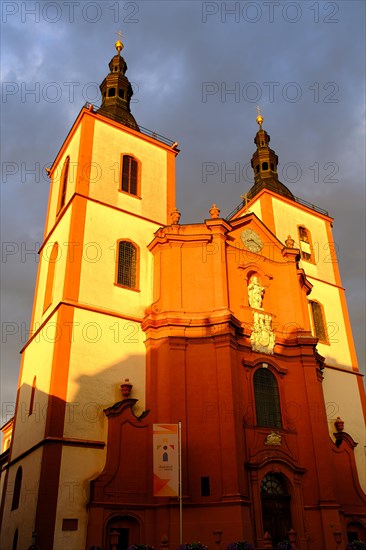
[232,112,366,492]
[0,40,179,550]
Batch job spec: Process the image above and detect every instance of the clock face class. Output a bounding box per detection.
[240,229,263,253]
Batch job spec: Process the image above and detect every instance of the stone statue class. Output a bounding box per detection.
[248,276,264,309]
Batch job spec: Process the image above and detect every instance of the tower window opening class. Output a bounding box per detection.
[262,162,269,171]
[11,467,22,510]
[12,529,18,550]
[298,226,312,261]
[29,376,37,416]
[43,242,59,313]
[256,165,260,173]
[201,476,210,496]
[261,141,264,146]
[119,89,125,99]
[108,87,116,97]
[271,163,274,171]
[121,155,138,196]
[310,301,328,343]
[117,241,137,289]
[57,156,70,214]
[254,367,282,428]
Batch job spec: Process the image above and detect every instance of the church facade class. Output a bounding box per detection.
[0,40,365,550]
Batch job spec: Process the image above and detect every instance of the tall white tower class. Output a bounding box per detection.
[0,40,179,550]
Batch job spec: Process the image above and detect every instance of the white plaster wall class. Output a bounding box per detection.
[63,307,146,442]
[53,446,106,550]
[12,314,57,459]
[0,448,42,550]
[78,200,156,317]
[32,207,72,329]
[46,125,82,235]
[322,367,366,492]
[271,197,337,284]
[307,282,352,369]
[91,120,169,224]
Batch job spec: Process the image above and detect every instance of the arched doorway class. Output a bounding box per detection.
[347,521,366,543]
[105,515,141,550]
[261,473,292,545]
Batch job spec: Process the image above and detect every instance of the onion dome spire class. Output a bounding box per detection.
[247,108,293,200]
[98,34,139,131]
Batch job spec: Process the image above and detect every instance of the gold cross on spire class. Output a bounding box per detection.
[115,30,124,54]
[240,193,250,206]
[256,105,264,128]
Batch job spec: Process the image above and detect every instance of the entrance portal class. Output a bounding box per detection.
[105,516,141,550]
[261,473,292,545]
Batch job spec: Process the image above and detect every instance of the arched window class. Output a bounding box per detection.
[12,529,18,550]
[262,161,268,171]
[298,226,312,261]
[29,376,37,416]
[121,155,138,196]
[254,367,282,428]
[43,242,59,313]
[57,156,70,214]
[117,241,138,289]
[261,473,287,496]
[11,467,22,510]
[310,300,328,343]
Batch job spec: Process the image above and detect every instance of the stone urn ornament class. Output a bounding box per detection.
[334,416,344,432]
[120,378,133,398]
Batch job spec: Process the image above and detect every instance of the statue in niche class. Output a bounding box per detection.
[250,312,275,355]
[248,275,265,309]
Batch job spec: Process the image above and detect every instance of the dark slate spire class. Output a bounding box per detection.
[98,37,139,131]
[247,109,293,200]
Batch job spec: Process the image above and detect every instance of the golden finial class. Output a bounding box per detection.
[115,30,124,54]
[256,105,264,128]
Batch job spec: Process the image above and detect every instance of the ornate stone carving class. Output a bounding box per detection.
[170,208,181,225]
[264,431,282,446]
[248,275,264,309]
[250,312,275,355]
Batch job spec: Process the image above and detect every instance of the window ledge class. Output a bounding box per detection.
[114,283,141,293]
[118,189,142,200]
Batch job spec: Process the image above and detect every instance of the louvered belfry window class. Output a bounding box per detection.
[117,241,137,288]
[310,301,327,342]
[254,368,282,428]
[121,155,138,195]
[298,226,312,260]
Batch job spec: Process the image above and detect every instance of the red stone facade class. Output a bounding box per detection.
[86,213,366,549]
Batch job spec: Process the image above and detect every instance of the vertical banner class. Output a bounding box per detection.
[153,424,179,497]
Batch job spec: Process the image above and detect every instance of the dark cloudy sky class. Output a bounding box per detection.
[1,0,365,425]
